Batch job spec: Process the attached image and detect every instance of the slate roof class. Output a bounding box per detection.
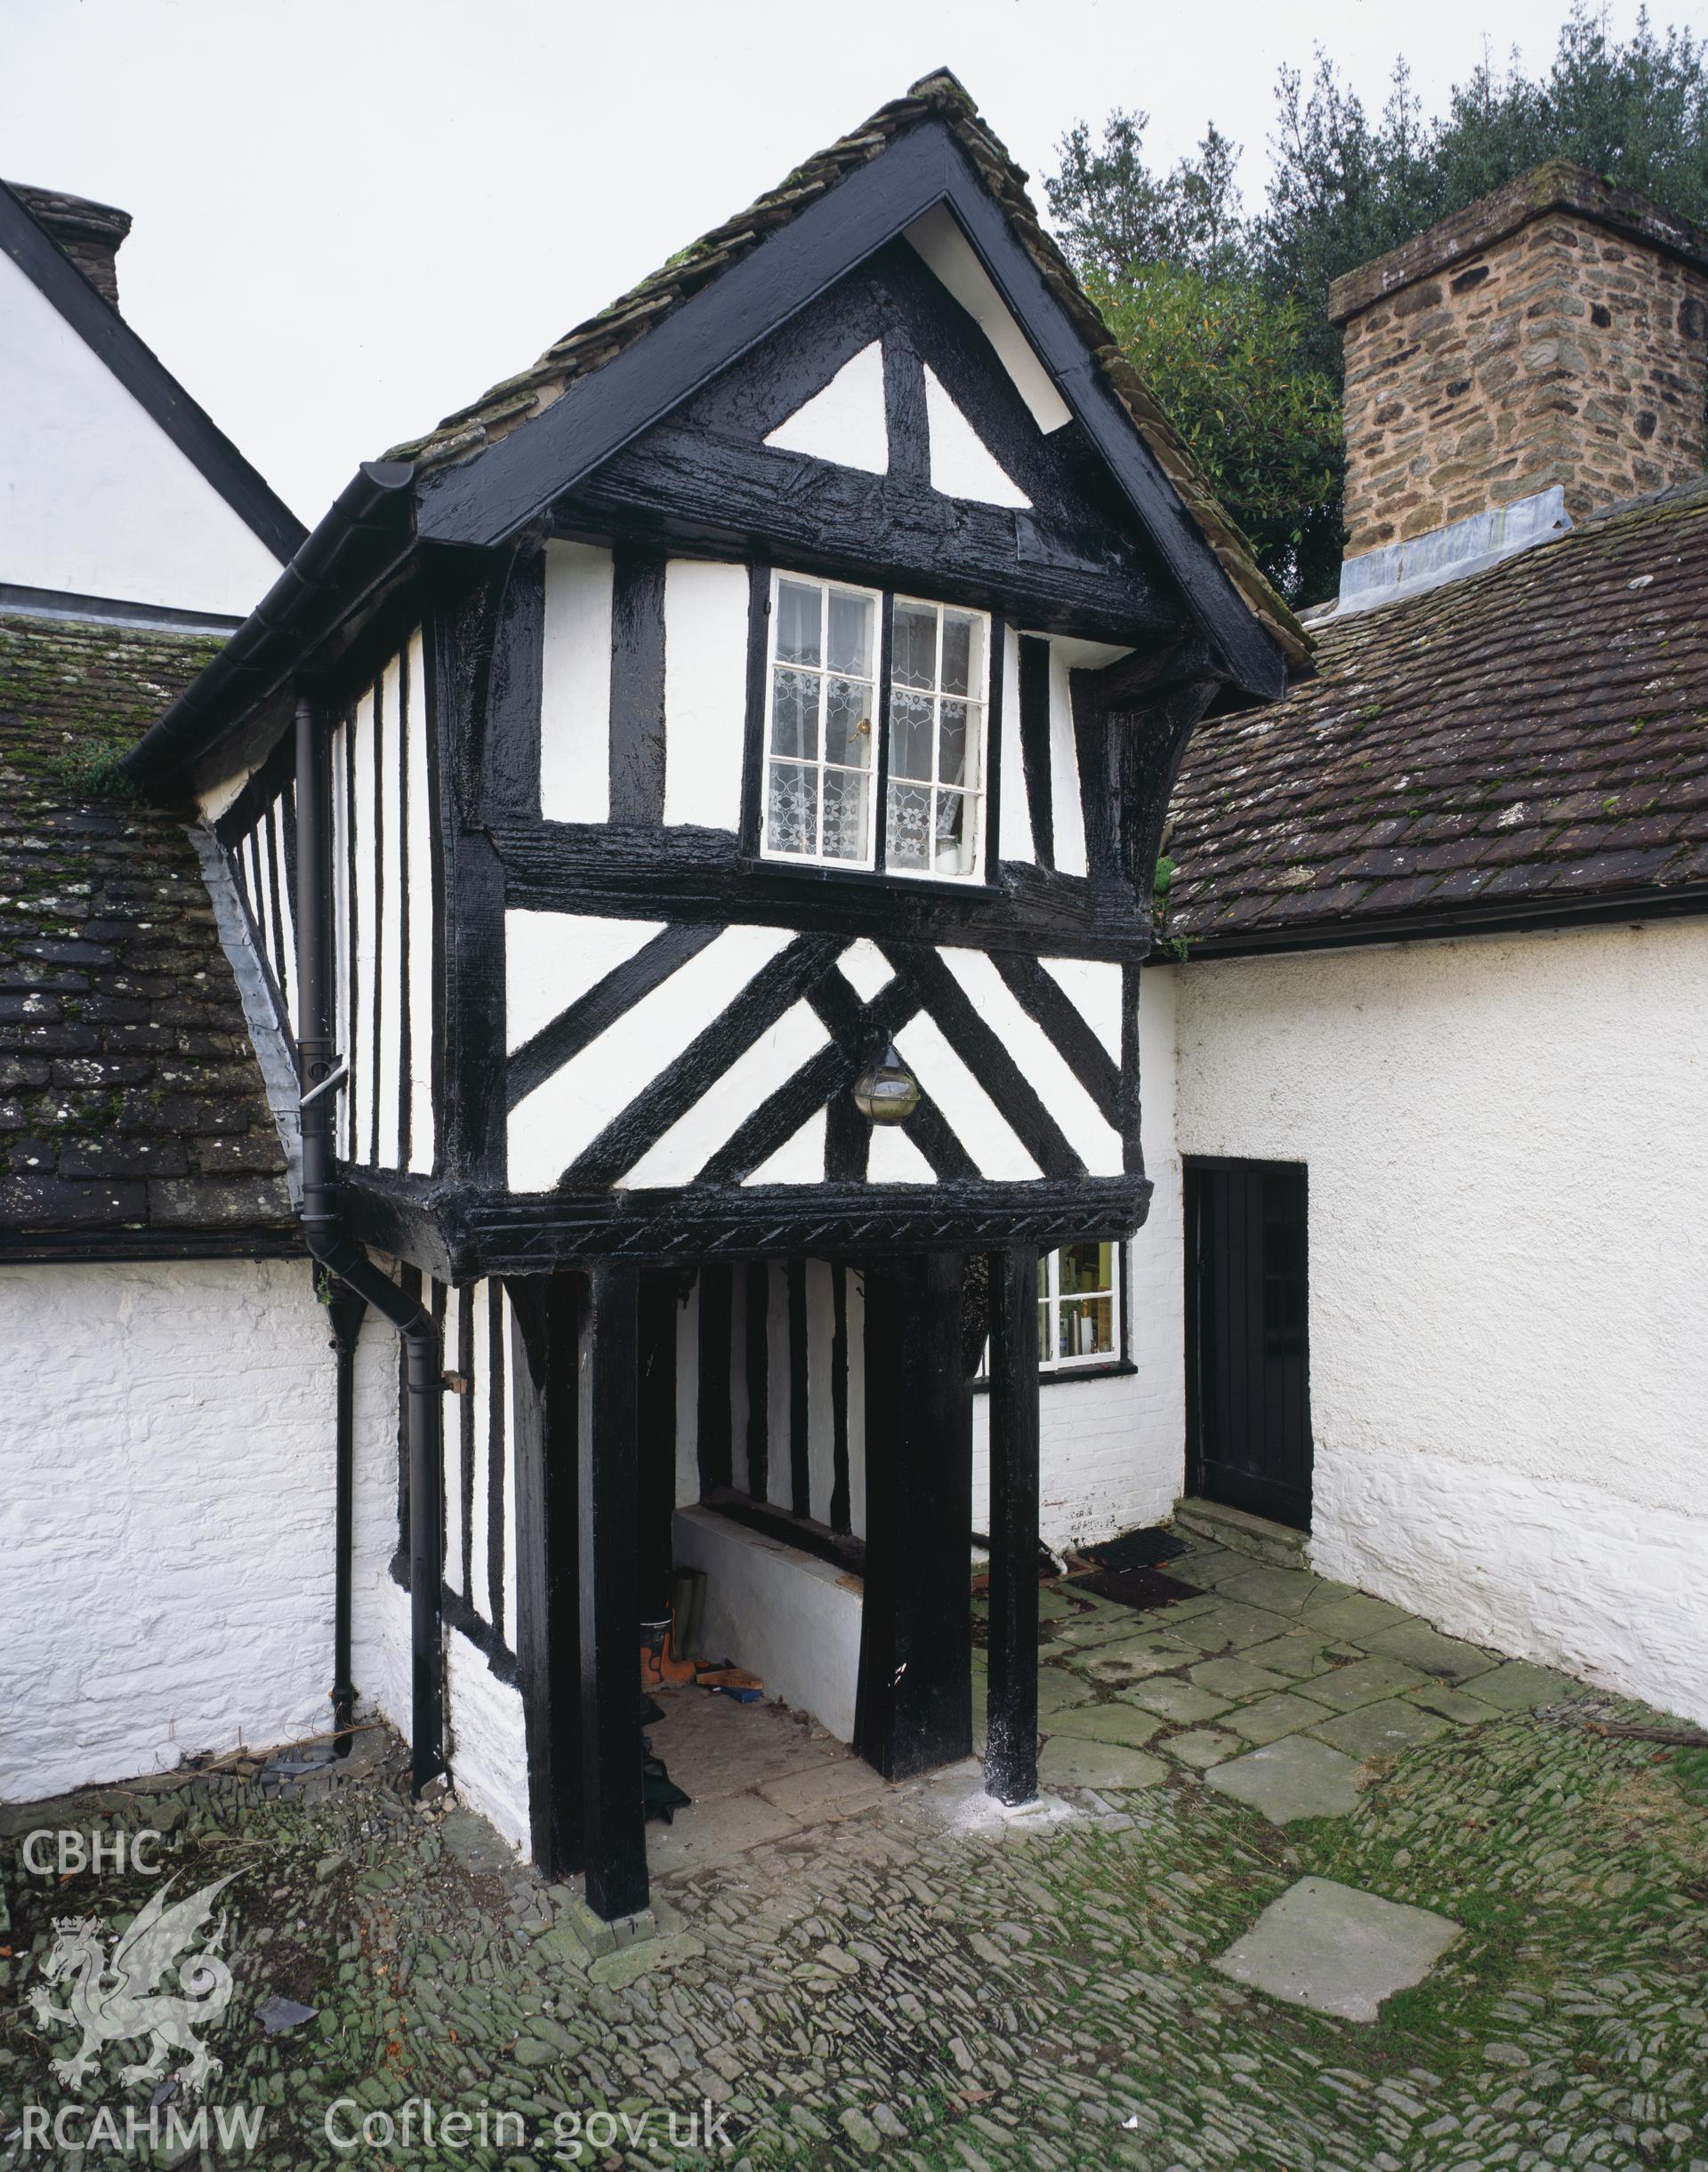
[1163,482,1708,953]
[1,612,298,1250]
[382,68,1309,672]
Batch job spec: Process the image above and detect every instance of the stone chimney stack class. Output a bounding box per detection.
[1331,162,1708,575]
[8,181,133,311]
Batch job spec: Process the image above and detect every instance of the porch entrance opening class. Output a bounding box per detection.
[1183,1157,1313,1532]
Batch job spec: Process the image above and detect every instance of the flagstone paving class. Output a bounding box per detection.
[3,1529,1706,2170]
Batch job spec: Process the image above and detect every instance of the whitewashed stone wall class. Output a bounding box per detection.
[1166,919,1708,1726]
[1,1260,343,1799]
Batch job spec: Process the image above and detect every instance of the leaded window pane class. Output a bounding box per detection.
[770,667,819,761]
[827,590,873,677]
[822,769,870,862]
[890,688,933,782]
[824,677,873,768]
[776,579,821,667]
[885,780,931,869]
[892,602,938,688]
[941,612,976,696]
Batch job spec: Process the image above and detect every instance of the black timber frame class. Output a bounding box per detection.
[413,117,1285,704]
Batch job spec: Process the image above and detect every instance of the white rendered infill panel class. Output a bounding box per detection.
[1038,635,1129,881]
[405,630,436,1173]
[468,1280,493,1632]
[902,206,1073,435]
[895,1013,1041,1180]
[505,911,665,1055]
[502,1287,520,1645]
[0,250,285,615]
[836,937,894,1002]
[269,795,297,1035]
[762,342,889,472]
[540,542,614,823]
[375,656,405,1167]
[1039,955,1124,1061]
[866,1122,935,1183]
[663,559,750,831]
[940,947,1123,1173]
[996,624,1033,862]
[350,687,378,1167]
[744,1106,827,1185]
[624,998,830,1187]
[922,366,1031,508]
[507,924,794,1192]
[330,718,352,1161]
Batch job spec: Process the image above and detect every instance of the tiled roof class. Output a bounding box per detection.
[1,613,297,1245]
[1163,482,1708,951]
[382,68,1308,671]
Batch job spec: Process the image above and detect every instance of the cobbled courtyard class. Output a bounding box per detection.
[3,1529,1705,2171]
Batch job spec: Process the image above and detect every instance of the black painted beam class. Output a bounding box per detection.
[854,1251,973,1781]
[578,1260,649,1921]
[985,1246,1040,1805]
[608,543,668,823]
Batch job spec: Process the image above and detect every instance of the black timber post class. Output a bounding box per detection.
[509,1272,584,1878]
[854,1250,973,1781]
[579,1259,649,1920]
[985,1247,1040,1804]
[327,1283,367,1754]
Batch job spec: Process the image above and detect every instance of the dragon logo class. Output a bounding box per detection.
[28,1874,238,2096]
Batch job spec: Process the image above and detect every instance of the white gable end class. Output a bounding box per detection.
[763,341,889,473]
[922,367,1031,509]
[0,250,285,616]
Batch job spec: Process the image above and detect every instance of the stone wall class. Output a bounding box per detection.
[1333,164,1708,559]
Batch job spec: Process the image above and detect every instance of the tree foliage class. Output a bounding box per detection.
[1048,6,1708,606]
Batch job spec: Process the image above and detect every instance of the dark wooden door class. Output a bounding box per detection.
[1184,1159,1312,1530]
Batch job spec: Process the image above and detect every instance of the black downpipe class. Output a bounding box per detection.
[326,1284,367,1753]
[294,693,446,1796]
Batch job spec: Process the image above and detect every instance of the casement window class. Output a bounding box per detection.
[761,571,989,881]
[1038,1242,1122,1371]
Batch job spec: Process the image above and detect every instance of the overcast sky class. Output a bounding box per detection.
[1,0,1683,521]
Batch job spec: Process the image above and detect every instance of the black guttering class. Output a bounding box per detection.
[293,692,445,1797]
[0,179,306,567]
[122,462,415,792]
[1155,879,1708,964]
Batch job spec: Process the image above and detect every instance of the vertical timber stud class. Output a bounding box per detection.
[510,1274,584,1877]
[579,1261,649,1920]
[985,1248,1041,1804]
[854,1251,973,1781]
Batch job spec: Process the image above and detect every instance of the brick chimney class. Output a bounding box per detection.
[8,181,132,310]
[1331,162,1708,570]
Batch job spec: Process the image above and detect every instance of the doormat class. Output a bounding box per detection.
[1062,1565,1201,1613]
[1079,1527,1188,1573]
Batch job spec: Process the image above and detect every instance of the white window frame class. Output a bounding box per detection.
[1038,1241,1124,1372]
[757,571,992,885]
[760,571,883,872]
[884,592,991,886]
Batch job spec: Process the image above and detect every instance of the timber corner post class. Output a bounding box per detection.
[985,1245,1041,1805]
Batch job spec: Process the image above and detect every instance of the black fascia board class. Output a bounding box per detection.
[413,117,1285,702]
[1156,880,1708,964]
[0,180,307,567]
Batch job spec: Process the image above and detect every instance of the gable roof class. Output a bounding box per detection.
[0,179,307,570]
[396,70,1306,684]
[0,611,299,1255]
[1162,481,1708,956]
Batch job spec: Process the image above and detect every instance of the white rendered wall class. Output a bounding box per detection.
[1167,921,1708,1726]
[0,250,284,615]
[0,1261,348,1800]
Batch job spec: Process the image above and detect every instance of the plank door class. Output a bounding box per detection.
[1184,1158,1312,1530]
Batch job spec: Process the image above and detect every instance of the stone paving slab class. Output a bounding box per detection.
[1240,1631,1360,1679]
[1040,1701,1166,1748]
[1160,1726,1245,1768]
[1188,1655,1291,1700]
[1213,1875,1462,2021]
[1036,1737,1168,1790]
[1406,1680,1507,1726]
[1308,1696,1453,1759]
[1181,1599,1301,1652]
[1204,1734,1366,1821]
[1216,1565,1324,1614]
[1225,1690,1336,1745]
[1082,1633,1207,1684]
[1124,1677,1233,1725]
[1469,1658,1582,1709]
[1363,1618,1501,1681]
[1300,1592,1415,1640]
[1035,1665,1099,1713]
[757,1758,893,1819]
[1301,1654,1430,1711]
